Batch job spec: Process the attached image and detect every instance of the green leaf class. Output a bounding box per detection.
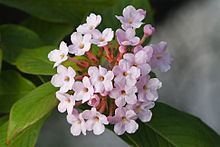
[0,0,115,24]
[7,82,58,142]
[0,118,45,147]
[0,116,8,126]
[22,18,73,45]
[0,71,35,113]
[15,46,56,75]
[0,24,43,64]
[0,49,2,71]
[118,102,220,147]
[100,0,153,31]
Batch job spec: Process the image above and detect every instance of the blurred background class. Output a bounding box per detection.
[1,0,220,146]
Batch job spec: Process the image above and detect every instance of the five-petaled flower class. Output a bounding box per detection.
[110,107,138,135]
[69,32,92,56]
[88,65,114,94]
[116,28,140,46]
[116,5,146,30]
[48,41,69,67]
[67,109,87,136]
[91,28,114,47]
[77,13,102,34]
[82,108,109,135]
[72,76,94,103]
[51,65,76,93]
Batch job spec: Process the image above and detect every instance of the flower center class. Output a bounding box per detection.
[65,98,71,103]
[134,64,138,67]
[99,37,105,42]
[99,76,104,81]
[122,116,127,123]
[156,54,162,60]
[143,85,148,91]
[79,43,84,49]
[121,90,126,95]
[83,88,89,92]
[128,18,133,24]
[76,119,81,124]
[95,116,99,122]
[60,53,65,59]
[135,105,141,113]
[89,26,94,30]
[123,72,128,76]
[64,76,70,82]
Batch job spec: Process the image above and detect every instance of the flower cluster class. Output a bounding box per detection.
[48,5,172,136]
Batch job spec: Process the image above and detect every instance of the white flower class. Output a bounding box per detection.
[56,91,75,114]
[127,101,155,122]
[137,75,162,102]
[69,32,92,56]
[82,108,109,135]
[77,13,102,34]
[110,82,137,107]
[48,41,68,67]
[123,50,152,76]
[91,28,114,47]
[110,107,138,135]
[72,76,94,103]
[51,65,76,92]
[113,59,140,86]
[116,5,146,30]
[67,110,87,136]
[88,65,114,94]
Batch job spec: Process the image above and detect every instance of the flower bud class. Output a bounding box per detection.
[143,24,155,36]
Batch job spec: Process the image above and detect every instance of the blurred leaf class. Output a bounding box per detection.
[100,0,153,31]
[15,46,56,75]
[0,71,35,113]
[0,0,115,24]
[0,49,2,71]
[118,102,220,147]
[7,82,57,142]
[22,18,73,45]
[0,115,8,126]
[0,118,45,147]
[0,24,43,64]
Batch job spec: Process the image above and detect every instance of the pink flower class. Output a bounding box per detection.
[77,13,102,34]
[56,91,75,114]
[48,41,68,67]
[113,60,140,86]
[67,109,87,136]
[116,28,140,46]
[116,5,146,30]
[82,108,109,135]
[133,45,153,61]
[51,65,76,92]
[88,95,100,107]
[150,41,172,72]
[111,107,138,135]
[123,50,151,76]
[137,75,162,102]
[88,66,114,94]
[72,76,94,103]
[69,32,92,56]
[91,28,114,47]
[143,24,155,36]
[127,101,155,122]
[110,82,137,107]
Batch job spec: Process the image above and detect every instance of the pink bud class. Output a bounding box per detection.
[143,24,155,36]
[88,95,100,107]
[119,46,126,53]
